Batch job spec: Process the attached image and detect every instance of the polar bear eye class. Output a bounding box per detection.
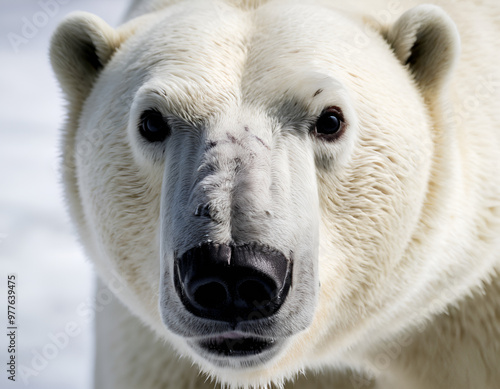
[314,107,345,140]
[139,110,170,142]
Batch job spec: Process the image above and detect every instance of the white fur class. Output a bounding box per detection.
[50,0,500,388]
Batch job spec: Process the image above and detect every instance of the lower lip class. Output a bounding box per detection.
[197,333,277,357]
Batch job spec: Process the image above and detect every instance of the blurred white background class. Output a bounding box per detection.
[0,1,128,388]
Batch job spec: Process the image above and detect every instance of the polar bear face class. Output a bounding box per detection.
[51,0,459,385]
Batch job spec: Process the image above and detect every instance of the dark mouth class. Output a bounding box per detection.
[198,335,276,357]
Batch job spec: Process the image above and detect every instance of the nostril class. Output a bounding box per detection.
[174,243,292,322]
[191,280,229,310]
[236,278,275,309]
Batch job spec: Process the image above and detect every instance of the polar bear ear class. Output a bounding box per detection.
[385,5,460,95]
[50,11,122,104]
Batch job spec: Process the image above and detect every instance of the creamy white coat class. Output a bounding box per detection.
[50,1,500,388]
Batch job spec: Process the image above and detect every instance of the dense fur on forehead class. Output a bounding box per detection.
[50,0,500,388]
[126,0,271,19]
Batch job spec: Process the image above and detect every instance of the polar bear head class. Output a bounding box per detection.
[50,0,459,386]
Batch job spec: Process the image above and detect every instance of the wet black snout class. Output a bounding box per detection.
[174,243,292,323]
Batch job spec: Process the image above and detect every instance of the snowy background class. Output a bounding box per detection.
[0,1,128,388]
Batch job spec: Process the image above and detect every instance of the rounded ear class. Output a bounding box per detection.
[49,11,121,105]
[385,5,460,97]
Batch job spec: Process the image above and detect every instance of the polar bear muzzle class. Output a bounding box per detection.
[174,242,292,323]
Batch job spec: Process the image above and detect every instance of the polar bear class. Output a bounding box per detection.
[50,0,500,388]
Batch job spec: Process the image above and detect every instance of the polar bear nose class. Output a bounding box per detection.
[174,243,292,323]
